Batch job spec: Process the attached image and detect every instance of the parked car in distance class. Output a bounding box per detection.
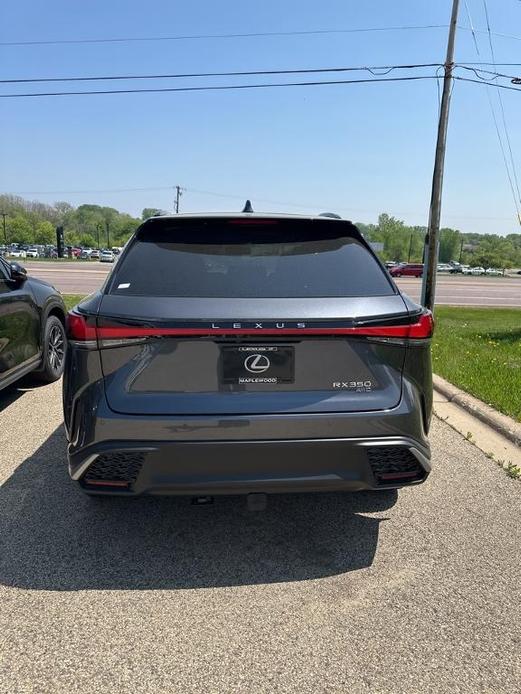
[26,248,40,259]
[389,263,424,278]
[385,261,399,269]
[471,266,485,275]
[0,256,67,391]
[79,250,92,260]
[90,249,101,260]
[9,248,26,259]
[64,210,433,498]
[99,249,115,263]
[436,263,452,272]
[485,268,502,276]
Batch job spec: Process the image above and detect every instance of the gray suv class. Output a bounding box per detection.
[63,212,433,496]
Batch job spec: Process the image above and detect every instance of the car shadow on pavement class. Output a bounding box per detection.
[0,378,54,413]
[0,384,33,413]
[0,425,397,591]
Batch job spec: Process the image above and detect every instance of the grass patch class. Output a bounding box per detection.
[432,306,521,422]
[63,294,86,312]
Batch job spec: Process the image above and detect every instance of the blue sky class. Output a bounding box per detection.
[1,0,521,234]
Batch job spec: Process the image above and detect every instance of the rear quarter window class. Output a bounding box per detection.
[108,218,395,298]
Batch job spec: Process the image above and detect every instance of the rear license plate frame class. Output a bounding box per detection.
[220,345,295,385]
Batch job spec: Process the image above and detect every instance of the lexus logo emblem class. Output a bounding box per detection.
[244,354,271,373]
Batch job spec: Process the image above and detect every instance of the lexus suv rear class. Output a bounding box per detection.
[63,212,433,496]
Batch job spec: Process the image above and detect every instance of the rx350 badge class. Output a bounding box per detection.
[332,380,373,392]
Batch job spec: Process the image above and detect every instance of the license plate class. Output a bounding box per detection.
[220,346,294,384]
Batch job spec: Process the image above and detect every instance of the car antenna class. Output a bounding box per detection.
[242,200,254,213]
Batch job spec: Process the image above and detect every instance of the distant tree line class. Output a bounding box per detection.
[358,213,521,269]
[0,195,154,250]
[1,195,520,268]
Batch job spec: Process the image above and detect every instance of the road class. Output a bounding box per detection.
[0,381,520,693]
[22,261,521,307]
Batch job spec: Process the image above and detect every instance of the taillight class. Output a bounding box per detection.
[68,310,434,343]
[67,312,97,340]
[407,311,434,339]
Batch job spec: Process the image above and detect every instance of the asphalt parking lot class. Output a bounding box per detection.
[0,381,520,693]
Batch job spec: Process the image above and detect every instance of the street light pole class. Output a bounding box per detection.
[174,185,183,214]
[420,0,460,310]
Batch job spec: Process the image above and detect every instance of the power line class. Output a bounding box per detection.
[460,27,521,42]
[458,62,521,66]
[4,186,174,194]
[457,65,521,81]
[458,0,521,226]
[3,24,521,48]
[455,76,521,91]
[0,25,450,47]
[0,63,441,85]
[0,74,439,99]
[5,184,515,220]
[481,0,521,216]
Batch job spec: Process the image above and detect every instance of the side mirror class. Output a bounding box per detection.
[9,262,28,284]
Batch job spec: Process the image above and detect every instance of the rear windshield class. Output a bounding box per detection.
[108,219,394,298]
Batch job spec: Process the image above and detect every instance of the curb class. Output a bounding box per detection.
[433,374,521,448]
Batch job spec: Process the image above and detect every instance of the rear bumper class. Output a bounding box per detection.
[69,436,431,495]
[65,359,432,495]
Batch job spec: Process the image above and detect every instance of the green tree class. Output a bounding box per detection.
[34,220,55,245]
[7,215,34,245]
[439,228,461,263]
[78,233,97,248]
[142,208,164,220]
[377,213,410,261]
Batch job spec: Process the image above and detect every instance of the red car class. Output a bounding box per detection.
[389,263,424,278]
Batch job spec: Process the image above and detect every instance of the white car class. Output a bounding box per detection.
[9,249,26,259]
[471,266,485,275]
[437,263,452,272]
[26,248,39,258]
[100,250,115,263]
[485,268,502,276]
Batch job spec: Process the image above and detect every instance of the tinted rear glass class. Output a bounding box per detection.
[108,219,394,298]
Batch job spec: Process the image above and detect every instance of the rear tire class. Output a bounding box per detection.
[35,315,66,383]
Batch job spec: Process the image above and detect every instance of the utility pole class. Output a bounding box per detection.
[1,212,7,245]
[174,185,183,214]
[420,0,460,310]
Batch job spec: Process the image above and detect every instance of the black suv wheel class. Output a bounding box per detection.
[37,315,66,382]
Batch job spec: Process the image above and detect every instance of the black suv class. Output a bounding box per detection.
[0,257,66,390]
[64,212,433,497]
